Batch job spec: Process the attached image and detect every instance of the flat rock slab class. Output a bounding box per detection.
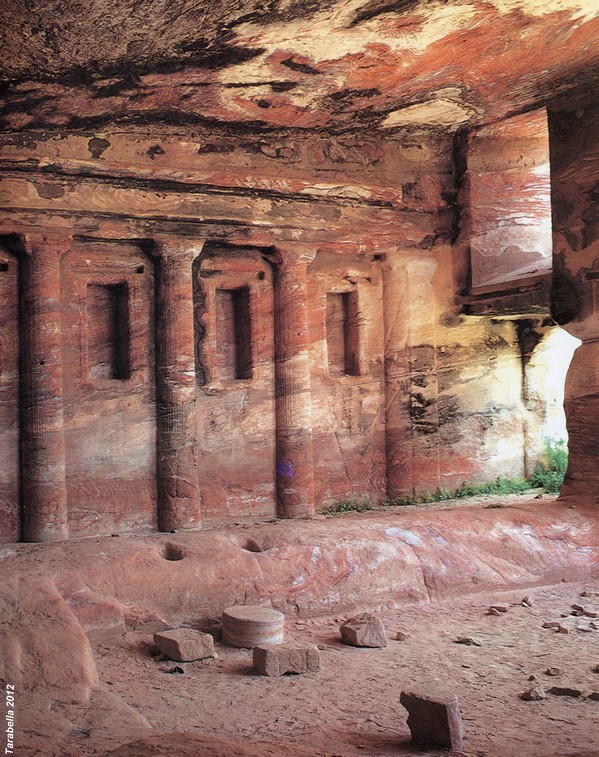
[153,628,215,662]
[340,613,387,648]
[400,690,464,751]
[253,643,321,677]
[222,606,285,648]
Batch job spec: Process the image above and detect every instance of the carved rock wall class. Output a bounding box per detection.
[0,125,564,539]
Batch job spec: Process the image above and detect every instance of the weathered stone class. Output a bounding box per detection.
[400,690,464,750]
[547,686,582,697]
[253,643,320,677]
[340,614,387,648]
[454,636,482,647]
[544,668,562,677]
[222,606,285,648]
[153,628,215,662]
[520,686,546,701]
[489,604,509,613]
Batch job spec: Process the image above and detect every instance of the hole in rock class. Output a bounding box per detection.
[241,537,264,553]
[163,542,186,561]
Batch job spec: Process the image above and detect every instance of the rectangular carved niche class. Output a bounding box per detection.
[326,290,360,376]
[87,282,131,380]
[216,286,252,380]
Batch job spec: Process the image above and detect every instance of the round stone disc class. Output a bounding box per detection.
[222,605,285,648]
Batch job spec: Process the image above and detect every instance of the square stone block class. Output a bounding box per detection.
[400,689,464,750]
[153,628,215,662]
[253,642,321,677]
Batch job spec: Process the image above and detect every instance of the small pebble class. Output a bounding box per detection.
[544,667,562,677]
[521,596,534,607]
[490,605,509,613]
[395,632,409,641]
[455,636,482,647]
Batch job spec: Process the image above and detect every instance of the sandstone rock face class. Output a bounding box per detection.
[400,690,464,751]
[0,2,596,541]
[253,643,321,677]
[340,613,387,648]
[153,628,215,662]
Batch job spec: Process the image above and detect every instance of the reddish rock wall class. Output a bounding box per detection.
[549,104,599,499]
[0,125,568,540]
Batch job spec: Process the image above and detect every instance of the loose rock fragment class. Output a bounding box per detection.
[520,686,546,701]
[547,686,582,697]
[153,628,215,662]
[159,665,185,674]
[587,692,599,701]
[454,636,482,647]
[542,621,560,629]
[544,667,562,677]
[521,596,534,607]
[395,631,409,641]
[400,690,464,750]
[340,613,387,648]
[488,608,502,616]
[557,624,570,634]
[489,605,509,614]
[253,643,321,677]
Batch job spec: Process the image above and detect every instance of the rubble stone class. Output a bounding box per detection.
[153,628,215,662]
[520,686,546,701]
[400,690,464,750]
[547,686,582,697]
[253,643,321,677]
[340,614,387,648]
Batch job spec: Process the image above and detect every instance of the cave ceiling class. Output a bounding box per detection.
[1,0,599,134]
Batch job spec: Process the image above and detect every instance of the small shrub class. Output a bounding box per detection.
[325,496,377,514]
[528,438,568,493]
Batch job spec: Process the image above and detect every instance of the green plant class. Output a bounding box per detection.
[326,439,568,513]
[325,496,377,514]
[528,438,568,493]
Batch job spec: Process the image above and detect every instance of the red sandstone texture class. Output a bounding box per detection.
[3,498,599,756]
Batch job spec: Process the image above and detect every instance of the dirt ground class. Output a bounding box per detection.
[19,578,599,756]
[8,493,599,756]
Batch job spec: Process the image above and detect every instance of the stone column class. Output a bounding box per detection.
[549,106,599,499]
[382,253,413,499]
[154,239,204,531]
[20,232,69,542]
[274,246,316,518]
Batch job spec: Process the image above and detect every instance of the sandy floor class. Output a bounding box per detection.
[21,577,599,756]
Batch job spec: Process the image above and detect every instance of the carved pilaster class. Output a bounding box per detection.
[154,238,204,531]
[274,246,316,518]
[20,232,70,542]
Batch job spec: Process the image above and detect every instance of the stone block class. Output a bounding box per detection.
[222,605,285,648]
[253,643,321,677]
[153,628,215,662]
[400,690,464,751]
[340,613,387,648]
